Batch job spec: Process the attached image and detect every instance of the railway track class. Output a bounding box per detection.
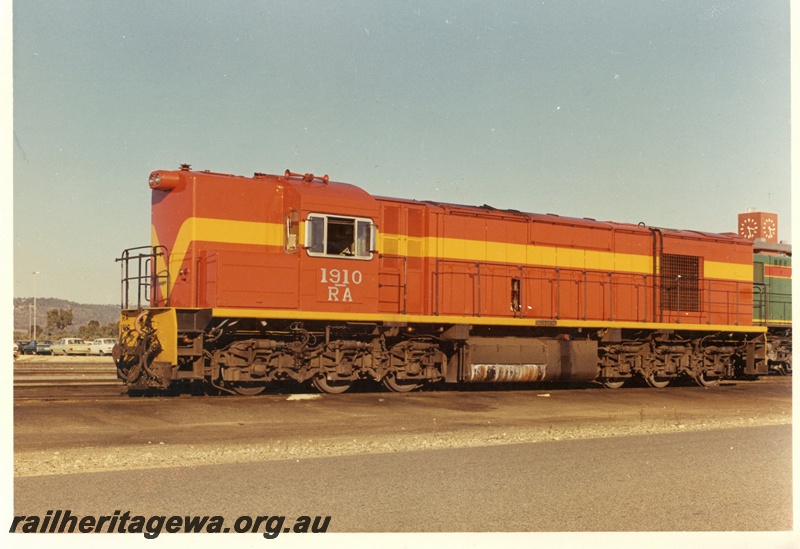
[13,356,791,401]
[14,358,119,387]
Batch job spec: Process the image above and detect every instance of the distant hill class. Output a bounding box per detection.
[14,298,120,333]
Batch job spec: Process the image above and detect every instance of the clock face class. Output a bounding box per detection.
[763,218,777,239]
[739,217,758,239]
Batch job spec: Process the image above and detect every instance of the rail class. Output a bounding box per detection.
[14,359,119,387]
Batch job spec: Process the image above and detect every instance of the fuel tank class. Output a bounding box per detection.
[454,337,599,383]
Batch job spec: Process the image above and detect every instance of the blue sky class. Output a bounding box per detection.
[9,0,792,304]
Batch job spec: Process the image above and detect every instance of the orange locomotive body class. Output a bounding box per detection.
[115,166,766,394]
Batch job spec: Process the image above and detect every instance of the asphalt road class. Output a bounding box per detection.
[13,424,792,532]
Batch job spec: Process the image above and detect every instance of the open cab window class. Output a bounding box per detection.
[305,214,375,259]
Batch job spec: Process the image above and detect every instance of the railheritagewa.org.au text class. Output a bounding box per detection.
[10,510,331,539]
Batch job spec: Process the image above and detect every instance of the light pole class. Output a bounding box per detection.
[32,271,40,340]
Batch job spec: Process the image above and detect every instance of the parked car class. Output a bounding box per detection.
[89,338,117,356]
[50,338,91,356]
[23,340,53,355]
[13,342,19,359]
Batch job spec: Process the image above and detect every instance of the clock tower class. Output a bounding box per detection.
[738,211,778,243]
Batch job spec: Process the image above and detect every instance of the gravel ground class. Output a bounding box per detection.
[14,388,791,477]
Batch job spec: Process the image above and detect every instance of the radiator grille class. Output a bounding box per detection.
[661,253,702,312]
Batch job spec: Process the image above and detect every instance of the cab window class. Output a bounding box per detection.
[306,214,375,259]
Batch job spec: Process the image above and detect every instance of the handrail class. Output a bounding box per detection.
[378,253,408,314]
[115,245,170,309]
[431,257,760,326]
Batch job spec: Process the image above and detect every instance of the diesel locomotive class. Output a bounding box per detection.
[114,165,780,394]
[753,242,792,374]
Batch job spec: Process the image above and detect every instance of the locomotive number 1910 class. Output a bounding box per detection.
[320,268,362,302]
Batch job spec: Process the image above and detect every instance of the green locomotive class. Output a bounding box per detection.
[753,244,792,374]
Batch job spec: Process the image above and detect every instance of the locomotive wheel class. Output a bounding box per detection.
[645,373,671,388]
[601,378,626,389]
[311,375,352,394]
[381,373,421,393]
[694,372,721,387]
[228,382,266,396]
